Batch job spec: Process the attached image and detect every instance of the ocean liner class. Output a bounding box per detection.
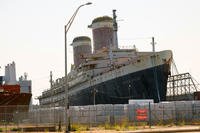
[38,10,172,106]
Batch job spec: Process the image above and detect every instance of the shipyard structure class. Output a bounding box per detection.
[38,10,172,106]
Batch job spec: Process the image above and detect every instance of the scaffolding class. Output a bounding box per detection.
[167,72,200,101]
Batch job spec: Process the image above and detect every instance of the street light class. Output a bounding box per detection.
[64,2,92,132]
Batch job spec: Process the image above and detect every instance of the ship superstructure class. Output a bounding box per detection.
[38,10,172,106]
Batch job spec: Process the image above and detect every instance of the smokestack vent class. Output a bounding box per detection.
[71,36,92,67]
[92,16,113,24]
[72,36,91,43]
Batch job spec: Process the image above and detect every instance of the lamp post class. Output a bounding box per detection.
[64,2,92,132]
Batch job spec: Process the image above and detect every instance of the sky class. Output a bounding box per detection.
[0,0,200,104]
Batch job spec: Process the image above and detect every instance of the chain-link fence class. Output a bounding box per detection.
[0,101,200,132]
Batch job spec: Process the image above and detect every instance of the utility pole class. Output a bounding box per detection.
[64,3,92,132]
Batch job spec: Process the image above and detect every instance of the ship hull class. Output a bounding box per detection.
[69,63,170,106]
[0,93,32,106]
[0,93,32,121]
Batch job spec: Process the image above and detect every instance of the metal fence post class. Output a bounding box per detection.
[113,104,115,125]
[95,105,96,125]
[148,102,151,128]
[89,106,91,129]
[5,106,7,133]
[134,104,136,126]
[162,104,164,124]
[174,102,177,125]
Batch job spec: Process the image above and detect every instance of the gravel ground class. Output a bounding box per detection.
[1,125,200,132]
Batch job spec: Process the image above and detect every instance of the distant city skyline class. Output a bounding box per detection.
[0,0,200,104]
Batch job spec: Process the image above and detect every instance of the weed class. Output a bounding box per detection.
[113,125,120,131]
[177,120,185,126]
[104,122,113,130]
[11,127,21,131]
[156,120,164,126]
[70,124,89,132]
[44,128,49,132]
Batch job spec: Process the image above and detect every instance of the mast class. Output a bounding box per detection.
[151,37,155,52]
[151,37,161,102]
[50,71,53,89]
[112,9,118,49]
